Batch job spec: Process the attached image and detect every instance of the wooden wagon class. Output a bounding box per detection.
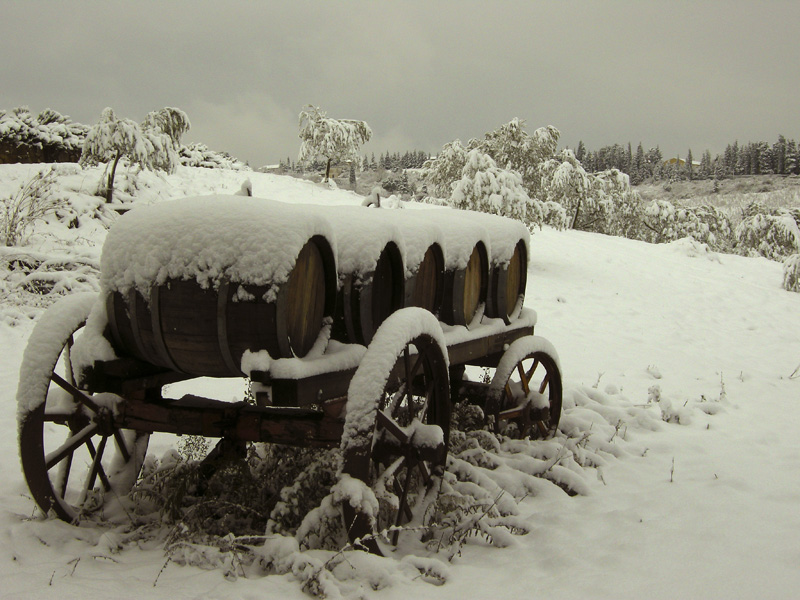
[17,195,562,555]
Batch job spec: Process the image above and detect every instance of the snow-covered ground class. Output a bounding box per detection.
[1,165,799,598]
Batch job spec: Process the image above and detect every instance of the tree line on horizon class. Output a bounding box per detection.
[280,149,431,174]
[576,135,800,184]
[3,104,798,187]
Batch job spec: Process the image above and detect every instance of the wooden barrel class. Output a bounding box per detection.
[105,235,337,377]
[333,241,405,346]
[441,241,489,328]
[404,242,444,316]
[486,239,528,323]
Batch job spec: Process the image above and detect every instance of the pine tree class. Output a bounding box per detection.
[773,135,787,174]
[576,140,586,163]
[758,142,772,174]
[785,139,798,175]
[625,142,633,175]
[700,150,712,179]
[633,143,645,184]
[686,149,694,180]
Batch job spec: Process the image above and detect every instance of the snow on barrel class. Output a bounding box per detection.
[100,196,337,377]
[318,205,406,346]
[466,211,530,323]
[434,210,491,329]
[382,210,445,316]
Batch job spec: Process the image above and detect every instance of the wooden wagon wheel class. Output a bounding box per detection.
[488,336,562,439]
[341,309,450,555]
[18,294,149,522]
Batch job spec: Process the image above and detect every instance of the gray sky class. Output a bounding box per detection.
[2,1,798,167]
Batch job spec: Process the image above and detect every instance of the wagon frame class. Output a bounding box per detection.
[17,197,563,557]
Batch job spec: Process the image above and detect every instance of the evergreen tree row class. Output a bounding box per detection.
[280,150,431,174]
[577,134,800,184]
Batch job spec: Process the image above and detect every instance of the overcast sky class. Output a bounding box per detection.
[2,1,798,167]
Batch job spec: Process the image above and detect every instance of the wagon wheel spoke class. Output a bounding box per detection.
[376,410,409,445]
[112,429,132,463]
[79,437,106,505]
[85,437,112,493]
[417,458,432,486]
[45,423,99,470]
[517,361,531,395]
[44,411,74,424]
[50,372,101,414]
[392,464,415,545]
[525,358,540,383]
[392,475,415,522]
[539,373,550,395]
[535,420,550,438]
[57,451,74,498]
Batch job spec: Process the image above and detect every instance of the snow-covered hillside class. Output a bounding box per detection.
[1,165,799,599]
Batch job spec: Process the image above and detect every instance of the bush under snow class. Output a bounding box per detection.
[735,203,800,260]
[783,254,800,292]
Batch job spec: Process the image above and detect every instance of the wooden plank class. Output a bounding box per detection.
[269,367,356,407]
[116,394,343,446]
[447,325,534,367]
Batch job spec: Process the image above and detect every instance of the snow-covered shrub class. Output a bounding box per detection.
[381,171,410,195]
[179,142,250,170]
[734,202,800,260]
[298,105,371,181]
[592,169,646,238]
[644,200,733,248]
[0,106,88,163]
[265,448,340,543]
[536,154,646,237]
[132,448,265,537]
[1,167,64,246]
[449,149,544,228]
[784,254,800,292]
[690,204,733,250]
[540,200,570,230]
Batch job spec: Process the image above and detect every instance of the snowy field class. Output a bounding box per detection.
[1,165,799,598]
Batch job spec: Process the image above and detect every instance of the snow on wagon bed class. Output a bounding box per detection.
[95,194,533,377]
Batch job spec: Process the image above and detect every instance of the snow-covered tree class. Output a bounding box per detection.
[592,168,645,238]
[537,149,593,228]
[423,119,561,205]
[476,118,560,199]
[421,139,468,198]
[297,105,371,181]
[449,148,542,227]
[140,107,190,173]
[80,107,189,203]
